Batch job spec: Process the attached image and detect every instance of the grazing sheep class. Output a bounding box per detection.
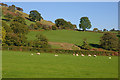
[55,54,58,56]
[88,54,91,57]
[109,57,111,59]
[81,54,84,56]
[31,53,33,55]
[36,52,40,55]
[73,53,75,56]
[93,55,97,57]
[76,54,79,56]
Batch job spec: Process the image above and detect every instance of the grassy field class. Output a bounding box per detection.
[2,50,118,78]
[27,30,103,46]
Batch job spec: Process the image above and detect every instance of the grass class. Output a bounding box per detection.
[27,30,103,46]
[2,50,118,78]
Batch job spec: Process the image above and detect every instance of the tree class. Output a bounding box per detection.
[0,3,8,7]
[93,28,98,32]
[5,32,21,46]
[2,21,13,32]
[110,28,115,31]
[29,23,38,30]
[29,10,42,21]
[79,17,91,31]
[55,19,66,29]
[81,38,90,50]
[34,34,50,48]
[52,25,58,30]
[10,22,28,34]
[13,16,26,25]
[55,18,75,29]
[4,13,13,20]
[100,32,118,51]
[2,27,6,42]
[103,28,107,32]
[36,22,42,28]
[16,7,23,11]
[8,5,15,12]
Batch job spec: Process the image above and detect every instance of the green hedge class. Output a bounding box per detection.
[2,46,118,56]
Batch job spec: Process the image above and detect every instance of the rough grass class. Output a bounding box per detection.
[27,30,103,46]
[2,50,118,78]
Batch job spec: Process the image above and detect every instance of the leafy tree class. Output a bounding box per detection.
[55,19,67,29]
[55,18,75,29]
[16,7,23,11]
[13,16,26,25]
[5,32,21,46]
[36,22,42,28]
[2,21,13,32]
[93,28,98,32]
[29,23,38,30]
[2,27,6,42]
[4,13,13,20]
[100,32,118,51]
[34,34,50,48]
[10,22,28,34]
[8,5,15,12]
[16,12,22,17]
[110,28,115,31]
[79,17,91,31]
[103,28,107,32]
[52,25,58,30]
[0,3,8,7]
[29,10,42,21]
[81,38,90,50]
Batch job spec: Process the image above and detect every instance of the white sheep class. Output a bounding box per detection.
[109,57,111,59]
[36,52,40,55]
[73,53,75,56]
[81,54,84,56]
[93,55,97,57]
[31,53,33,55]
[88,54,91,57]
[76,54,79,56]
[55,54,58,56]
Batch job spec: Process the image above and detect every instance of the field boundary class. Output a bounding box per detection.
[2,46,118,56]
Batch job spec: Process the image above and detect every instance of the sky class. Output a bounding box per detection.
[3,2,118,30]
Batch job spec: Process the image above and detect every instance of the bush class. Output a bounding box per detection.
[100,32,118,51]
[81,39,91,50]
[2,46,117,56]
[52,25,58,30]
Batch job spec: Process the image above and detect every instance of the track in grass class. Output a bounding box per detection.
[2,50,118,78]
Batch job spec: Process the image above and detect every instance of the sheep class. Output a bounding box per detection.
[88,54,91,57]
[76,54,79,56]
[31,53,33,55]
[36,52,40,55]
[55,54,58,56]
[109,57,111,59]
[81,54,84,56]
[73,53,75,56]
[93,55,97,57]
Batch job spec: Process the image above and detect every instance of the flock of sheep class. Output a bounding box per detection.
[31,52,111,59]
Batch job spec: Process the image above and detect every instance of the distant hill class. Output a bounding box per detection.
[1,6,55,26]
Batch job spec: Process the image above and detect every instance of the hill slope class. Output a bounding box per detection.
[1,6,55,26]
[27,30,103,46]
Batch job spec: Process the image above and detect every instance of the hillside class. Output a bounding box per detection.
[27,30,103,48]
[1,6,55,26]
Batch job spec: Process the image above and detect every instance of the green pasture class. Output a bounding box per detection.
[2,50,118,78]
[27,30,103,45]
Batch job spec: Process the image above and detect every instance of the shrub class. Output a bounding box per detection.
[52,25,58,30]
[100,32,118,51]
